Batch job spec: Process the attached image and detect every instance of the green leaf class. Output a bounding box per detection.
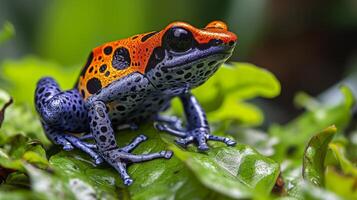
[24,164,76,200]
[1,57,78,105]
[171,62,280,126]
[0,191,47,200]
[0,134,49,172]
[270,86,355,162]
[0,93,12,128]
[298,181,343,200]
[302,126,337,186]
[328,143,357,176]
[0,88,49,145]
[49,125,215,200]
[0,21,15,45]
[325,167,357,200]
[170,142,280,199]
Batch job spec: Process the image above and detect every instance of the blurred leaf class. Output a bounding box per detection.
[0,21,15,45]
[36,0,229,65]
[0,94,12,128]
[270,86,355,162]
[208,96,263,126]
[172,62,280,126]
[0,190,46,200]
[328,143,357,176]
[302,126,337,186]
[1,57,77,105]
[325,167,357,200]
[24,164,76,200]
[298,181,342,200]
[232,128,278,157]
[0,88,49,145]
[0,134,49,172]
[294,91,321,111]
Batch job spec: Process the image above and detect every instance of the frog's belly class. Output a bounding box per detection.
[107,93,171,125]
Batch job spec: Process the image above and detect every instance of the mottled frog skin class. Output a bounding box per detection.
[35,21,237,186]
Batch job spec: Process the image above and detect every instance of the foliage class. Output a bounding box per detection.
[0,24,356,200]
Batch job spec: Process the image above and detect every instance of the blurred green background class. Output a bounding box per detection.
[0,0,357,123]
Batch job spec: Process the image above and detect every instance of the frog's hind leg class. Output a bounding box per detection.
[35,77,103,164]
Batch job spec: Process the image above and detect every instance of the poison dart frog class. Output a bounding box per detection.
[35,21,237,186]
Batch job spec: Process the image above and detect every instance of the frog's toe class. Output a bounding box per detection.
[226,139,236,146]
[207,135,236,147]
[175,136,194,147]
[154,122,166,131]
[161,150,173,159]
[138,134,148,141]
[198,144,210,152]
[124,178,133,186]
[62,143,74,151]
[94,155,104,165]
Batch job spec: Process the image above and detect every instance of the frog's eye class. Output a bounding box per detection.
[165,27,193,53]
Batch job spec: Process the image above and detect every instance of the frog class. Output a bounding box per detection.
[35,21,237,186]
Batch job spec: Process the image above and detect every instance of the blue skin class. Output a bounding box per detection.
[35,27,237,186]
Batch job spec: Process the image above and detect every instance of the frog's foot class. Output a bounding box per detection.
[53,134,103,165]
[155,124,236,151]
[101,135,173,186]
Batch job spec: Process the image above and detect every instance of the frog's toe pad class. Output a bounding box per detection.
[226,139,236,146]
[63,143,74,151]
[124,178,133,186]
[154,123,166,131]
[161,150,173,159]
[94,156,104,165]
[198,144,209,152]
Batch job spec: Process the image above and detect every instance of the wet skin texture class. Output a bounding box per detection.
[35,21,237,186]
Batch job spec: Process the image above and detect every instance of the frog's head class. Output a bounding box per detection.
[144,21,237,91]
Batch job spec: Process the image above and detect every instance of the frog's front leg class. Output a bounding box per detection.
[88,101,172,186]
[156,92,236,151]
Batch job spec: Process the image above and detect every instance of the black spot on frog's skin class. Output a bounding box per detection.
[141,31,159,42]
[184,72,192,79]
[208,61,217,66]
[99,64,107,73]
[112,47,131,70]
[104,46,113,55]
[86,78,102,94]
[145,47,165,73]
[80,89,85,97]
[197,63,204,68]
[105,71,110,77]
[80,52,94,76]
[116,105,126,111]
[88,66,94,73]
[37,87,45,94]
[99,135,106,142]
[100,126,108,133]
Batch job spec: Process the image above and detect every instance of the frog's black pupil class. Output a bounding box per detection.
[166,27,193,52]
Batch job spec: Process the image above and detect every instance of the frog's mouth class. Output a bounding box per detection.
[160,44,235,71]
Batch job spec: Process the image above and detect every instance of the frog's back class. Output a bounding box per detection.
[76,31,164,100]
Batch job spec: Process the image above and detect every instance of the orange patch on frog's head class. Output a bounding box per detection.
[143,21,237,90]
